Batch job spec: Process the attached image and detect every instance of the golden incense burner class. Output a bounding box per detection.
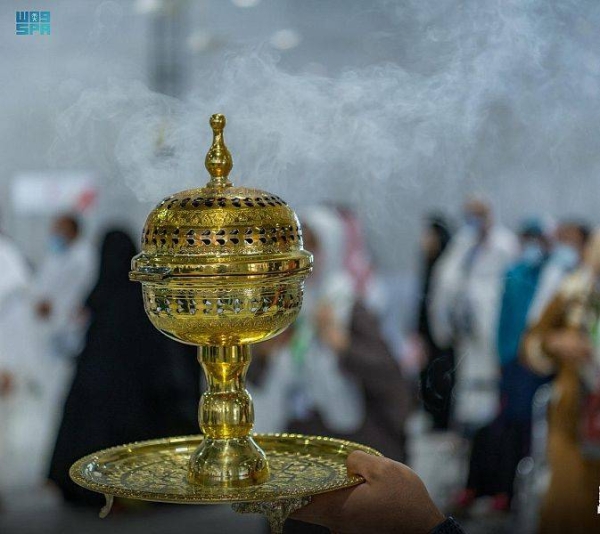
[70,114,380,532]
[130,113,311,487]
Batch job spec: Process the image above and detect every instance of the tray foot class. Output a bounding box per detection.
[232,496,312,534]
[99,494,114,518]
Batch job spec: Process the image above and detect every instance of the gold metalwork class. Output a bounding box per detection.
[70,114,382,531]
[99,495,114,519]
[232,496,313,534]
[128,114,313,487]
[69,434,381,503]
[205,113,233,188]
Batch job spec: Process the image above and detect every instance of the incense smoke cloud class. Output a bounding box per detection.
[50,0,600,267]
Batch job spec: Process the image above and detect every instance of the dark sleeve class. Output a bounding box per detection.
[429,517,466,534]
[340,302,412,435]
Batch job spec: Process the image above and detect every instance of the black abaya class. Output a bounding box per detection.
[48,230,199,506]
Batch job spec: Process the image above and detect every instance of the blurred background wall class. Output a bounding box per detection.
[3,0,600,269]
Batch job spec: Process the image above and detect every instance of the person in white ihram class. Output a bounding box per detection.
[429,197,518,429]
[251,206,366,436]
[0,227,46,494]
[32,214,95,467]
[33,215,95,359]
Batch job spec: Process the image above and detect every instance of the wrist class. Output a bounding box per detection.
[429,517,465,534]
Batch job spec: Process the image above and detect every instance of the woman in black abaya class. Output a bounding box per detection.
[418,215,454,430]
[48,230,199,506]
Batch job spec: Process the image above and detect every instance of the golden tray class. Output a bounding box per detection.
[70,433,381,532]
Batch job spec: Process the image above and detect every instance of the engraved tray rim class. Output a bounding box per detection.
[69,433,382,504]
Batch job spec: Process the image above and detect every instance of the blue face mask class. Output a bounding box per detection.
[551,244,579,270]
[521,243,545,266]
[464,214,484,234]
[48,234,68,255]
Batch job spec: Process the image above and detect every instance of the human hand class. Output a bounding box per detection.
[292,451,445,534]
[0,371,14,397]
[406,334,430,372]
[315,304,349,353]
[546,329,592,364]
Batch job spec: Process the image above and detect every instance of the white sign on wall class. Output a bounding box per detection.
[11,171,97,215]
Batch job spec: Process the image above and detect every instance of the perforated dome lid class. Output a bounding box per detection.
[130,114,312,282]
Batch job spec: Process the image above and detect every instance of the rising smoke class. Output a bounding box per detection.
[49,0,600,268]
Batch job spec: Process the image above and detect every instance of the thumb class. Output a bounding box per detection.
[346,450,382,480]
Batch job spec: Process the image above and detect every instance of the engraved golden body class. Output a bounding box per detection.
[129,114,313,487]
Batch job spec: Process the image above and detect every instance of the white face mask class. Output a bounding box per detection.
[464,214,485,235]
[521,243,545,266]
[48,234,68,255]
[551,243,580,270]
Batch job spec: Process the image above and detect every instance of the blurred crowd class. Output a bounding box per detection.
[0,216,200,509]
[417,199,600,533]
[1,200,600,533]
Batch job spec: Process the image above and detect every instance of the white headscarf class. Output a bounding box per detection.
[300,206,356,330]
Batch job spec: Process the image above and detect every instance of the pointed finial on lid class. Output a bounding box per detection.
[205,114,233,188]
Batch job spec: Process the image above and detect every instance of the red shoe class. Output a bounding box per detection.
[491,493,511,512]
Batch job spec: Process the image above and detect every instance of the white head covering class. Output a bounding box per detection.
[301,206,345,278]
[299,206,356,329]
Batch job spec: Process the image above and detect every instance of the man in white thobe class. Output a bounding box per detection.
[429,198,518,430]
[32,214,95,471]
[33,215,95,360]
[0,232,47,491]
